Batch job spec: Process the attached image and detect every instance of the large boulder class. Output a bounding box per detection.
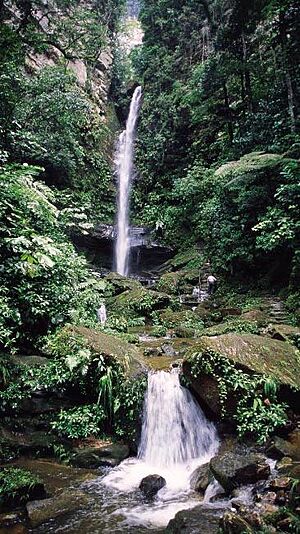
[0,428,60,459]
[183,333,300,418]
[189,463,213,493]
[139,474,166,498]
[210,451,270,493]
[108,288,171,318]
[26,489,93,528]
[185,334,300,389]
[266,429,300,461]
[104,272,143,295]
[72,442,130,468]
[64,325,146,378]
[166,505,221,533]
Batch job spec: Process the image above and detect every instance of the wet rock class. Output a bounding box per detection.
[26,489,93,528]
[72,442,129,469]
[165,505,221,533]
[189,463,212,493]
[161,344,176,357]
[0,525,29,534]
[268,477,291,491]
[0,428,59,457]
[210,451,270,493]
[139,475,166,498]
[220,511,254,533]
[266,430,300,461]
[276,457,300,479]
[0,511,27,528]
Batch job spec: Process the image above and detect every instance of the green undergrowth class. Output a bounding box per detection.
[0,467,42,509]
[187,349,288,443]
[0,327,147,445]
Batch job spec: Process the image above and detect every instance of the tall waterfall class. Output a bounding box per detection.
[138,369,218,467]
[115,86,142,276]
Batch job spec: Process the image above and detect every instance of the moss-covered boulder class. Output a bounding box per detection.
[159,309,203,330]
[104,272,142,295]
[185,334,300,389]
[108,288,171,319]
[26,489,93,528]
[63,325,146,377]
[157,269,199,295]
[0,428,60,460]
[71,442,129,468]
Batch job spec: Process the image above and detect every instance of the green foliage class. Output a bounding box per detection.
[0,467,41,505]
[114,376,147,443]
[131,0,300,290]
[0,164,109,349]
[51,404,105,439]
[188,349,288,443]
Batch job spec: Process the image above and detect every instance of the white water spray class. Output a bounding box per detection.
[115,86,142,276]
[138,369,218,467]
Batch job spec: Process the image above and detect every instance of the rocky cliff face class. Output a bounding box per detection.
[3,0,115,115]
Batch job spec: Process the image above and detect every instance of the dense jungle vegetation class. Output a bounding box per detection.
[0,2,300,530]
[131,0,300,292]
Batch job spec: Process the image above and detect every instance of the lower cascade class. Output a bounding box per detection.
[138,369,218,467]
[101,368,219,528]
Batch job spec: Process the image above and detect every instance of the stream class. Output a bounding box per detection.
[28,370,255,533]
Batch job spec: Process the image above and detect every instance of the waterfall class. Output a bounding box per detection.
[138,369,218,467]
[101,368,219,527]
[115,86,142,276]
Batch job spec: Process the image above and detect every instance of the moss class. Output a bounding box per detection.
[108,288,171,318]
[104,272,142,296]
[185,333,300,388]
[201,319,260,337]
[164,247,203,270]
[215,152,286,178]
[63,325,146,377]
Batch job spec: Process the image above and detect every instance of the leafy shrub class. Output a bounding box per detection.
[51,404,105,439]
[0,467,42,507]
[114,376,147,445]
[0,164,108,349]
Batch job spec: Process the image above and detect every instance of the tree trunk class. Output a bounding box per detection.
[279,11,296,133]
[223,81,233,144]
[241,33,253,113]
